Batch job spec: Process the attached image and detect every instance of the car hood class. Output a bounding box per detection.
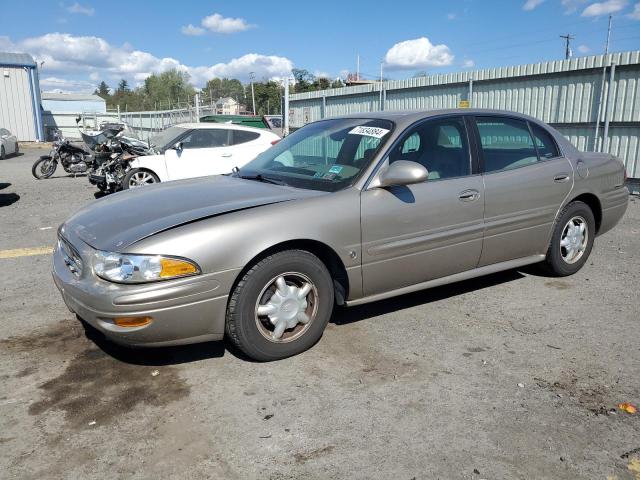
[61,175,324,251]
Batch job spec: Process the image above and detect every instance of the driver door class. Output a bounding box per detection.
[165,128,233,180]
[360,116,485,296]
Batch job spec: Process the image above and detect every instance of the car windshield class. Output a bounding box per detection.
[149,126,187,150]
[237,118,394,192]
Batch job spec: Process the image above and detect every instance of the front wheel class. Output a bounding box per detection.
[32,156,57,179]
[122,168,159,189]
[226,250,335,361]
[542,200,595,276]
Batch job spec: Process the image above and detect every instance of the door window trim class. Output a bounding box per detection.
[364,113,479,190]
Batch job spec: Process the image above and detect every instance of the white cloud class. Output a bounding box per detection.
[577,44,590,53]
[181,24,205,36]
[462,59,475,68]
[67,2,94,16]
[384,37,454,70]
[582,0,628,16]
[447,12,457,20]
[1,33,292,91]
[523,0,545,10]
[182,13,253,36]
[628,2,640,18]
[561,0,587,13]
[40,76,97,93]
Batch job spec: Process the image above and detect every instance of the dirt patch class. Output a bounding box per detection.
[293,445,335,464]
[1,319,190,429]
[544,280,573,290]
[535,373,614,414]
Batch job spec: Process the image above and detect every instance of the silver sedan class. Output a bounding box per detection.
[53,109,629,361]
[0,128,19,159]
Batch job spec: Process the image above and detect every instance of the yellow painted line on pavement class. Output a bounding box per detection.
[0,247,54,259]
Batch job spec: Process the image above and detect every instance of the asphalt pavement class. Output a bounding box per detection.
[1,147,639,479]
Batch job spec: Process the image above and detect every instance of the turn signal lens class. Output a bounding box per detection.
[114,316,153,327]
[160,258,198,278]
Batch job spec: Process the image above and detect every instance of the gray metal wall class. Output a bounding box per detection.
[289,51,640,178]
[0,66,39,141]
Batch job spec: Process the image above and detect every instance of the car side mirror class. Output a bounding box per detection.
[371,160,428,188]
[172,141,183,151]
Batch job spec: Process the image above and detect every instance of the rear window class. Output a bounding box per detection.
[232,130,260,145]
[530,123,560,159]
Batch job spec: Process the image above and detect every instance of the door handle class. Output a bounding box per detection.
[458,189,480,202]
[221,153,232,158]
[554,174,570,183]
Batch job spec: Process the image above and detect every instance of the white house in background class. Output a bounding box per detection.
[215,97,240,115]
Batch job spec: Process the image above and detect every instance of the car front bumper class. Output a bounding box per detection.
[52,236,237,347]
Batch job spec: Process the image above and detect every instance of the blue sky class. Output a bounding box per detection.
[1,0,638,92]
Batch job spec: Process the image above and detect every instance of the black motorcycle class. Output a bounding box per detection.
[31,131,93,179]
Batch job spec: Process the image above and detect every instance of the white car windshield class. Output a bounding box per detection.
[237,118,394,192]
[149,126,188,151]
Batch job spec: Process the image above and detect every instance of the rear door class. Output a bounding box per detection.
[164,128,233,180]
[360,116,485,296]
[229,129,268,168]
[471,116,573,266]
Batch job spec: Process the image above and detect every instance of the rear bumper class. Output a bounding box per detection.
[598,186,629,236]
[52,239,234,347]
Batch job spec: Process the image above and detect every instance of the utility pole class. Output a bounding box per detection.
[593,15,614,151]
[356,54,360,81]
[283,78,290,137]
[560,34,574,59]
[249,72,256,116]
[379,61,384,111]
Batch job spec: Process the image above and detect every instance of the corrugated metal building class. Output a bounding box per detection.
[41,92,106,113]
[289,51,640,178]
[0,52,44,141]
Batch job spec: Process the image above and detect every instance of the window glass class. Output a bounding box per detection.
[181,129,229,149]
[232,130,260,145]
[239,118,393,192]
[476,117,538,173]
[389,117,470,180]
[0,129,8,136]
[530,123,560,159]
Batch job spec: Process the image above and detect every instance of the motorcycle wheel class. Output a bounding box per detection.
[32,156,58,179]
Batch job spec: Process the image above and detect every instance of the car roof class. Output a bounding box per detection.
[175,122,269,134]
[337,108,548,129]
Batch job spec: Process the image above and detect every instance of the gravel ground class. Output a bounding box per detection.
[1,148,639,480]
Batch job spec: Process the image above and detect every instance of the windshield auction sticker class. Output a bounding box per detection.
[348,126,390,138]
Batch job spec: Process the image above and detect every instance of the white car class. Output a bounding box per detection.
[123,123,280,189]
[0,128,19,159]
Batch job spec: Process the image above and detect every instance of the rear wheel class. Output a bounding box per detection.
[32,156,57,179]
[542,201,595,276]
[0,146,4,160]
[14,142,19,156]
[122,168,159,189]
[226,250,334,361]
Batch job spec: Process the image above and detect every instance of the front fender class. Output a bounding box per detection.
[129,154,168,181]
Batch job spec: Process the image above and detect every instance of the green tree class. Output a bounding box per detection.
[204,78,245,104]
[144,69,195,109]
[117,79,130,94]
[94,81,110,99]
[292,68,314,93]
[253,81,282,115]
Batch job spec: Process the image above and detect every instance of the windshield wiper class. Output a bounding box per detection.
[237,173,288,186]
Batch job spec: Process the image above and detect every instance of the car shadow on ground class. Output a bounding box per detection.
[331,269,525,326]
[0,192,20,207]
[0,182,11,190]
[84,269,526,366]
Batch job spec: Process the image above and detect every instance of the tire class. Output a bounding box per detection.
[14,143,19,156]
[122,168,160,189]
[32,156,57,179]
[0,146,4,160]
[226,250,335,361]
[542,200,595,276]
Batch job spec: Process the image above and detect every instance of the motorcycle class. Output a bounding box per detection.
[86,129,151,193]
[31,130,94,179]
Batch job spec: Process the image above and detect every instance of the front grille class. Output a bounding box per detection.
[58,236,83,277]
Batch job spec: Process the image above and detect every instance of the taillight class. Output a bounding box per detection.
[270,139,280,146]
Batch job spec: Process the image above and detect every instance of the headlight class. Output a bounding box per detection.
[93,251,200,283]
